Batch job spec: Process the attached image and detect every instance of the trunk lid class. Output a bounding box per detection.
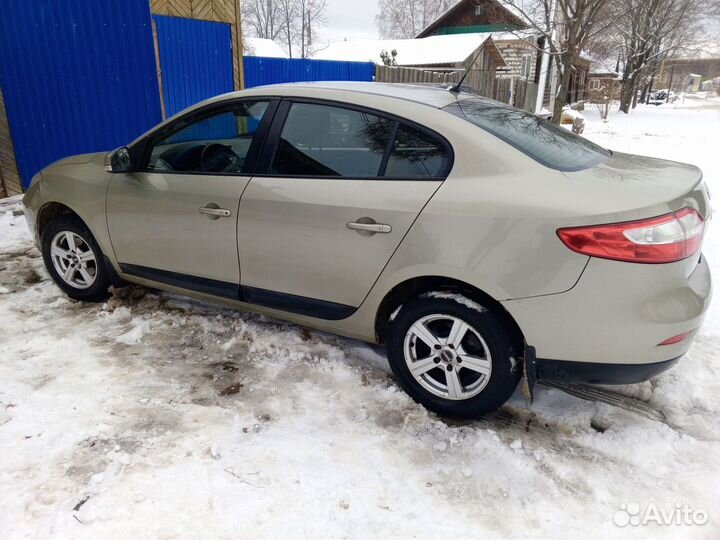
[561,151,710,221]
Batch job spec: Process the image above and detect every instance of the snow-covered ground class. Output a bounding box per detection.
[1,96,719,540]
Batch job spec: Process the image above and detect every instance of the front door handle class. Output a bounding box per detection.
[347,219,392,235]
[199,204,231,219]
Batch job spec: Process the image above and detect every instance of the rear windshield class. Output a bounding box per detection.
[443,97,610,171]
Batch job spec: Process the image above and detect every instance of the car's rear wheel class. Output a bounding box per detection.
[41,216,111,302]
[386,294,521,418]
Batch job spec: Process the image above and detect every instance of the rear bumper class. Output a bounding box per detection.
[502,253,712,366]
[534,356,680,385]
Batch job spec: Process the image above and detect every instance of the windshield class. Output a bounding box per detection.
[443,97,610,172]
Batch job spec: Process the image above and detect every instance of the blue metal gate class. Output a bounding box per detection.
[0,0,162,188]
[153,15,234,117]
[244,57,375,88]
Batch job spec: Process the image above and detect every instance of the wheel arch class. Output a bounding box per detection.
[375,275,526,357]
[36,201,87,239]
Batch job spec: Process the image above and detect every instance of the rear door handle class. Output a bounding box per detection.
[347,220,392,234]
[199,204,231,219]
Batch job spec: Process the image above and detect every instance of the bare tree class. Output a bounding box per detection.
[276,0,299,57]
[375,0,455,39]
[242,0,283,41]
[498,0,616,124]
[587,81,616,119]
[243,0,328,59]
[295,0,328,58]
[613,0,714,113]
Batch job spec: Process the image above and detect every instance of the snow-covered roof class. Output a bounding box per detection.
[245,38,288,58]
[489,29,539,42]
[314,33,502,67]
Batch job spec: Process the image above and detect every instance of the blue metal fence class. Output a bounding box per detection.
[153,15,234,117]
[0,0,163,188]
[244,57,375,88]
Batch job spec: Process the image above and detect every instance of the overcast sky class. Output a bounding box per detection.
[316,0,380,44]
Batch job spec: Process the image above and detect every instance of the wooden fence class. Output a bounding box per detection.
[375,65,459,86]
[375,65,514,104]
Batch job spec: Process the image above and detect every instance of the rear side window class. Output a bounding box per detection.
[386,125,449,178]
[443,97,610,171]
[272,103,394,177]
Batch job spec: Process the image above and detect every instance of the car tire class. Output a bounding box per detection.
[386,294,521,418]
[41,216,112,302]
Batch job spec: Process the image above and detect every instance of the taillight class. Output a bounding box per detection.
[557,208,704,263]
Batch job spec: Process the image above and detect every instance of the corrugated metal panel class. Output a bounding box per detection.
[244,57,375,88]
[154,15,234,117]
[0,0,162,188]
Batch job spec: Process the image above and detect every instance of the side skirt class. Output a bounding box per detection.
[118,263,356,321]
[119,263,239,300]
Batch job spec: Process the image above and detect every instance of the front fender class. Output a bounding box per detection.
[36,155,114,261]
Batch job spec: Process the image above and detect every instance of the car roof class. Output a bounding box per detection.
[209,81,474,110]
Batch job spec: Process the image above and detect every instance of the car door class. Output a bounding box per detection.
[236,100,452,318]
[107,99,275,297]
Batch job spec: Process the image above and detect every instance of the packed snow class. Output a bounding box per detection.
[244,37,289,59]
[1,96,719,539]
[423,291,487,313]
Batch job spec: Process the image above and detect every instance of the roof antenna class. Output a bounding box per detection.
[449,40,487,94]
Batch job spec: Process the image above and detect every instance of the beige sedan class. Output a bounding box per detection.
[23,82,712,417]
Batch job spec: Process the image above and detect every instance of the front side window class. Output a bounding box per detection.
[444,97,610,171]
[271,103,394,177]
[146,101,269,174]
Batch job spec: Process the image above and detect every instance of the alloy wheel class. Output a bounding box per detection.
[50,231,98,290]
[403,314,492,400]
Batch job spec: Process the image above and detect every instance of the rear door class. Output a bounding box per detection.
[236,100,451,318]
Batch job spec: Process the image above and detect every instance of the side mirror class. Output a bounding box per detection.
[104,147,132,173]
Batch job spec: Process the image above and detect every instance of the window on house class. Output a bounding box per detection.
[590,79,601,90]
[521,55,532,79]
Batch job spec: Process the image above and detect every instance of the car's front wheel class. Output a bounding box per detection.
[386,294,521,418]
[41,216,111,302]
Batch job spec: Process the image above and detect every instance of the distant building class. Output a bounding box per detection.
[656,57,720,93]
[315,33,507,99]
[416,0,528,37]
[587,71,622,100]
[416,0,591,112]
[314,32,504,69]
